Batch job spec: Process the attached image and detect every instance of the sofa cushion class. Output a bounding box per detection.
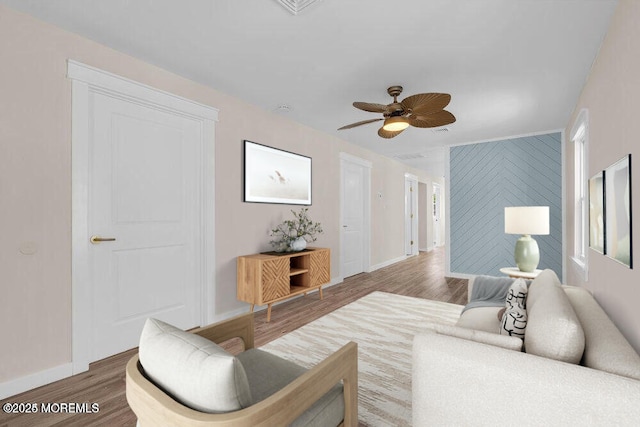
[456,306,502,334]
[459,275,523,334]
[564,286,640,380]
[525,270,585,364]
[237,348,344,427]
[138,318,252,413]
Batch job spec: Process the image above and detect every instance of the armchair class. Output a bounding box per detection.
[126,313,358,426]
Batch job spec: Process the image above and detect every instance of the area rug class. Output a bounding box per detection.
[260,291,463,426]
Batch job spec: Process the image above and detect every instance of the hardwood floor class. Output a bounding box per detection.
[0,248,467,427]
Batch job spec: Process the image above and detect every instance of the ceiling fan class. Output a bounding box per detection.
[338,85,456,139]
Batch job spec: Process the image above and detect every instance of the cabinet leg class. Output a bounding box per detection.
[267,304,272,322]
[249,304,255,313]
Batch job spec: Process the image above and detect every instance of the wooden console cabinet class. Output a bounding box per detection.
[237,248,330,322]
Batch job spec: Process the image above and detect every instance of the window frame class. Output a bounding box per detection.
[570,109,589,280]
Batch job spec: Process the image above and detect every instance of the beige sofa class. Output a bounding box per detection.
[413,269,640,426]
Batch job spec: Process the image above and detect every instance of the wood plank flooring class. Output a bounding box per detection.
[0,248,467,427]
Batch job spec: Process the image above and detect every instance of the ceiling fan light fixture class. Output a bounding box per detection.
[383,116,410,132]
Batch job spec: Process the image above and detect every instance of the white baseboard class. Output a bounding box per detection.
[0,363,73,400]
[368,255,408,272]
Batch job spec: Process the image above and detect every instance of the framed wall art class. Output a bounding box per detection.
[243,140,312,205]
[605,154,632,268]
[589,171,605,254]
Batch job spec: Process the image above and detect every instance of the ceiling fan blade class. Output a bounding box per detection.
[401,93,451,115]
[408,110,456,128]
[353,102,388,113]
[378,126,405,139]
[338,118,383,130]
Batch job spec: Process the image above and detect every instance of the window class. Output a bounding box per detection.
[571,109,589,277]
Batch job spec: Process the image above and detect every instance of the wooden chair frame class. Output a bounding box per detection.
[126,313,358,426]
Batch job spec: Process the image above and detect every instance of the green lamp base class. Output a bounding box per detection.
[514,234,540,272]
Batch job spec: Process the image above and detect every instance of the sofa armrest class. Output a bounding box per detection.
[413,330,640,426]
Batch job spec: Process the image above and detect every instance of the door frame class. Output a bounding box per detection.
[339,153,372,280]
[405,173,419,256]
[68,60,218,373]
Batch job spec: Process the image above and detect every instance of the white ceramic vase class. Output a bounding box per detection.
[289,236,307,252]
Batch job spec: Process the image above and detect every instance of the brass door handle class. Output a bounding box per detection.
[90,235,116,244]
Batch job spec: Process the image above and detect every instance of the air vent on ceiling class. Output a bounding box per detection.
[432,127,450,133]
[273,104,293,113]
[275,0,322,15]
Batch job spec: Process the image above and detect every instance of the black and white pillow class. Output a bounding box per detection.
[500,278,528,338]
[500,305,528,338]
[505,278,528,310]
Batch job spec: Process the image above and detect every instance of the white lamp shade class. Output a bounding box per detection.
[505,206,550,235]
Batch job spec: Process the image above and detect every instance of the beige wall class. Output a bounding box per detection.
[565,0,640,352]
[0,5,437,386]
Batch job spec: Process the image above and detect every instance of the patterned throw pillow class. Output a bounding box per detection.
[505,278,528,309]
[500,278,529,338]
[500,305,528,338]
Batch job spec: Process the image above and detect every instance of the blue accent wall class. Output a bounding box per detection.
[449,133,562,277]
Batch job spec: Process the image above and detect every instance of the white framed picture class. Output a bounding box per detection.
[589,171,605,254]
[243,140,312,205]
[605,154,632,268]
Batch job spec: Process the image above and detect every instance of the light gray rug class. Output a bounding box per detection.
[260,291,463,426]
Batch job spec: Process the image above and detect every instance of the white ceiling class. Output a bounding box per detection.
[1,0,617,176]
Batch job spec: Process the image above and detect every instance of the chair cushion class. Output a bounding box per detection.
[524,270,585,364]
[237,348,344,427]
[138,318,252,413]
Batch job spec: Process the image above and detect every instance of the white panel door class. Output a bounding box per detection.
[433,183,442,247]
[342,161,365,278]
[89,93,202,361]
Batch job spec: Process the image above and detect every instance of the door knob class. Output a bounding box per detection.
[90,235,116,244]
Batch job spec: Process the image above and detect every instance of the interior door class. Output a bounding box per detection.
[433,183,441,247]
[341,160,365,278]
[89,93,202,361]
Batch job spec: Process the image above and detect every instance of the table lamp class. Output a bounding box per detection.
[504,206,550,272]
